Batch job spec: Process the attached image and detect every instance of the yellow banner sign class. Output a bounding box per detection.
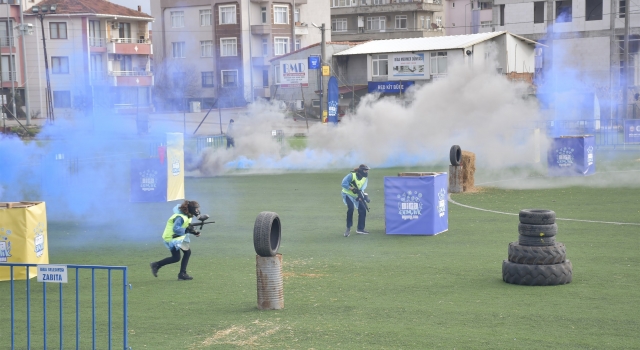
[322,65,330,76]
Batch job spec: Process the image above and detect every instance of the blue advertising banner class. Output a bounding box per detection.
[624,119,640,143]
[327,76,339,124]
[368,81,415,94]
[130,158,167,202]
[384,173,448,235]
[308,56,320,70]
[547,135,595,176]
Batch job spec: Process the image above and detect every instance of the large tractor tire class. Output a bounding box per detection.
[518,234,556,246]
[508,242,566,265]
[518,223,558,237]
[254,211,281,257]
[502,260,572,286]
[519,209,556,225]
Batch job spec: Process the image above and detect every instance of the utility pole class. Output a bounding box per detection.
[32,4,57,124]
[623,0,630,119]
[320,23,326,121]
[610,0,617,119]
[20,0,31,125]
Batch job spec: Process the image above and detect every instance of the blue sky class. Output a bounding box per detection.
[109,0,152,25]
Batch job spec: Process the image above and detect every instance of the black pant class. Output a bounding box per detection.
[156,247,191,274]
[226,137,235,148]
[346,198,366,231]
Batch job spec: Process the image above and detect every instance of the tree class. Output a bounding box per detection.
[152,61,200,111]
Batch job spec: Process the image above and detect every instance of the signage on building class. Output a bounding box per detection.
[279,59,309,88]
[624,119,640,143]
[391,53,426,78]
[308,56,320,69]
[322,65,330,76]
[367,81,415,94]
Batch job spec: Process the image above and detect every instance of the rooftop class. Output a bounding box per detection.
[26,0,153,20]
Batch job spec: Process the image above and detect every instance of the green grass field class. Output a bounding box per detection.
[2,154,640,349]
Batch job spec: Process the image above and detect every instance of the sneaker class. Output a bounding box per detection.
[178,272,193,280]
[344,228,351,237]
[356,229,369,234]
[150,262,159,277]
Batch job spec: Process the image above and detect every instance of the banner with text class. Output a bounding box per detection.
[279,59,309,87]
[391,53,426,78]
[624,119,640,143]
[368,81,415,94]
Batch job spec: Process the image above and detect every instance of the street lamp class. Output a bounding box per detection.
[32,4,58,124]
[311,22,326,121]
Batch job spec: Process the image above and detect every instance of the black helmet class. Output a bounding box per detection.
[358,164,370,171]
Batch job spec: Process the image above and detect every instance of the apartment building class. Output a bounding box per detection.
[150,0,330,110]
[445,0,493,35]
[22,0,154,117]
[0,0,28,121]
[329,0,445,42]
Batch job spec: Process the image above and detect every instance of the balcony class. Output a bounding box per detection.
[331,27,443,41]
[254,86,271,98]
[1,71,17,85]
[251,0,306,3]
[107,38,152,55]
[295,24,309,35]
[251,24,272,35]
[331,0,442,15]
[252,56,270,66]
[91,70,154,87]
[0,36,15,47]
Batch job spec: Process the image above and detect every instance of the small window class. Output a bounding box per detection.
[274,5,288,24]
[395,15,407,29]
[311,99,320,107]
[332,18,347,32]
[202,71,214,87]
[274,37,289,56]
[585,0,602,21]
[619,0,626,19]
[274,65,281,84]
[430,52,447,75]
[534,2,545,24]
[221,70,238,87]
[295,39,301,51]
[262,38,268,56]
[171,11,184,28]
[53,91,71,108]
[172,42,185,58]
[371,54,388,76]
[367,17,386,31]
[556,0,572,23]
[200,9,212,26]
[261,7,267,24]
[219,5,236,24]
[49,22,67,39]
[499,5,505,26]
[220,38,237,57]
[201,40,213,57]
[51,56,69,74]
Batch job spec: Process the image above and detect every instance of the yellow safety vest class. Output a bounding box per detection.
[342,172,366,198]
[162,213,191,243]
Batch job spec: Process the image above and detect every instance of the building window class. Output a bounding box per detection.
[49,22,67,39]
[221,70,238,87]
[430,52,447,75]
[332,0,355,6]
[219,5,236,24]
[202,71,214,87]
[311,99,320,107]
[367,16,386,31]
[172,42,185,58]
[534,2,545,23]
[274,65,281,84]
[118,23,131,39]
[395,15,407,29]
[171,11,184,28]
[51,56,69,74]
[332,18,347,32]
[436,16,442,27]
[499,5,505,26]
[200,9,212,26]
[452,2,455,7]
[556,0,572,23]
[481,21,492,28]
[295,39,301,51]
[261,7,267,23]
[53,91,71,108]
[274,37,289,56]
[274,5,288,24]
[201,40,213,57]
[262,38,268,56]
[371,54,388,76]
[619,0,626,19]
[220,38,237,56]
[585,0,602,21]
[479,1,492,9]
[294,9,300,23]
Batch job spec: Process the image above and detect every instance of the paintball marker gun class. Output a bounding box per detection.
[189,214,215,232]
[350,180,370,212]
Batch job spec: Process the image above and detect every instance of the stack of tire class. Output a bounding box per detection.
[502,209,572,286]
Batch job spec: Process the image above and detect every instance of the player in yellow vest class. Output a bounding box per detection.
[341,164,370,237]
[150,200,204,280]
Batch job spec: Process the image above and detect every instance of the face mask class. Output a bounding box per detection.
[358,170,368,178]
[188,203,200,217]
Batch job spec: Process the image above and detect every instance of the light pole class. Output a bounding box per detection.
[312,22,326,120]
[31,4,58,125]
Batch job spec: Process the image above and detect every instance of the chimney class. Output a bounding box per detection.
[138,5,141,12]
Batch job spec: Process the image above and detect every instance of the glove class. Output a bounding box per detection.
[350,186,358,194]
[171,233,181,238]
[185,226,197,234]
[193,230,201,236]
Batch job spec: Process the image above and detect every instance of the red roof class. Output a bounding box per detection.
[26,0,153,19]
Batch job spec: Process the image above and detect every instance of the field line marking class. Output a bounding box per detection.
[448,195,640,226]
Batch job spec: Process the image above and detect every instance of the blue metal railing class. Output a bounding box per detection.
[1,263,130,350]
